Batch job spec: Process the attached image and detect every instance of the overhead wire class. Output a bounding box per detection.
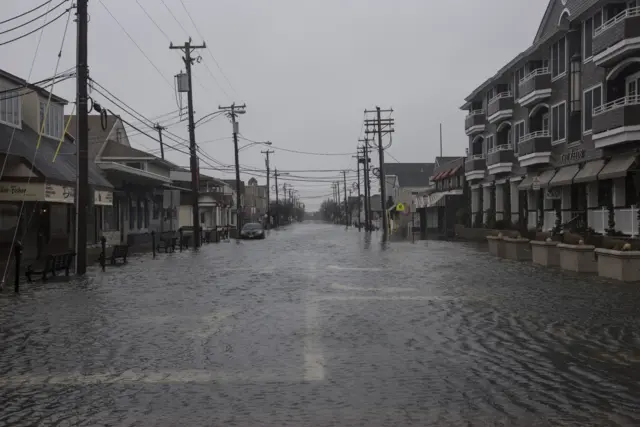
[238,136,355,156]
[0,6,70,47]
[1,6,72,287]
[0,0,53,25]
[97,0,174,90]
[0,0,69,36]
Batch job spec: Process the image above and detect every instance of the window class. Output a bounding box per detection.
[39,101,63,139]
[0,89,21,127]
[626,71,640,97]
[514,121,526,153]
[598,179,612,207]
[103,201,119,232]
[594,10,603,31]
[129,198,136,230]
[143,198,149,228]
[486,87,496,104]
[542,113,550,132]
[583,85,602,133]
[583,17,593,60]
[137,198,143,229]
[551,102,566,143]
[550,37,566,78]
[486,135,495,151]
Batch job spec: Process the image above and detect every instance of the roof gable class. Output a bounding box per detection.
[534,0,571,43]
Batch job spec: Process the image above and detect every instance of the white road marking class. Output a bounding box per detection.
[303,297,325,381]
[327,265,384,271]
[315,295,457,302]
[0,370,291,386]
[330,283,417,293]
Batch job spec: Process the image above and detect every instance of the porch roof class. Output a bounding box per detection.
[0,122,112,188]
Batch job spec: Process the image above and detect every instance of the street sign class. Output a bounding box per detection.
[396,203,405,212]
[532,176,541,191]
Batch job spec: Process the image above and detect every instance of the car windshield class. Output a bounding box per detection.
[242,223,262,231]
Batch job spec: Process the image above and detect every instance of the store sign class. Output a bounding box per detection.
[94,190,113,206]
[545,188,561,200]
[44,183,75,204]
[553,148,602,167]
[0,183,43,201]
[560,148,585,164]
[532,177,541,191]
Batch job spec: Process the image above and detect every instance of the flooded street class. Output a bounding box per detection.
[1,223,640,426]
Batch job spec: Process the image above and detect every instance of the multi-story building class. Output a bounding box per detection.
[462,0,640,235]
[244,177,268,223]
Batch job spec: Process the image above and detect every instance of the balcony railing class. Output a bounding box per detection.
[466,109,484,117]
[469,154,485,160]
[519,68,550,84]
[519,130,550,143]
[594,6,640,37]
[488,144,513,154]
[594,94,640,116]
[488,91,512,104]
[465,110,486,135]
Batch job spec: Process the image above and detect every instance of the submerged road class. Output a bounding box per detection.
[1,223,640,426]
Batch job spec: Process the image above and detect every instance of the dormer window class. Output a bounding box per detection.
[0,89,21,128]
[39,101,63,139]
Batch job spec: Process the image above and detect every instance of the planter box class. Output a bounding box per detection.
[487,235,505,258]
[503,237,531,261]
[595,249,640,282]
[530,240,560,267]
[557,243,597,273]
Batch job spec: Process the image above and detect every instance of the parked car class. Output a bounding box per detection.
[240,223,265,240]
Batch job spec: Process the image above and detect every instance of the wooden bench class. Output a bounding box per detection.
[25,251,75,282]
[157,236,177,253]
[108,244,128,265]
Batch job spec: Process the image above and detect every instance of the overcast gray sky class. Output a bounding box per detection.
[4,0,547,209]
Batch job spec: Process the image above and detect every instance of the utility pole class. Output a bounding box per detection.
[262,149,274,228]
[75,0,89,275]
[353,151,361,231]
[219,103,247,235]
[342,171,348,229]
[358,139,372,231]
[170,38,206,248]
[365,107,394,238]
[336,181,341,224]
[348,189,352,227]
[440,123,443,157]
[274,169,280,228]
[155,123,166,160]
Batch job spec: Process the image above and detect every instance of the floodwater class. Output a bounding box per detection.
[1,223,639,426]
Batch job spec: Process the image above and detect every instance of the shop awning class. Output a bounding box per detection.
[537,169,557,189]
[424,192,446,208]
[598,155,637,180]
[447,166,461,177]
[518,174,535,190]
[573,160,605,184]
[549,164,579,187]
[431,172,441,181]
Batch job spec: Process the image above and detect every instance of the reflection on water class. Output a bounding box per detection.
[0,224,639,426]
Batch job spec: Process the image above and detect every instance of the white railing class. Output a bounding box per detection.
[488,91,513,104]
[488,144,513,154]
[468,154,485,160]
[588,206,639,236]
[594,6,640,37]
[519,67,551,85]
[519,130,550,143]
[466,109,484,118]
[593,94,640,116]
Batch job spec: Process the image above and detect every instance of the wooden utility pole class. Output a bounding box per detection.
[218,103,247,236]
[262,149,274,227]
[358,139,372,231]
[170,38,206,248]
[274,169,280,227]
[353,151,361,231]
[365,107,394,238]
[76,0,89,274]
[155,123,166,160]
[342,170,348,229]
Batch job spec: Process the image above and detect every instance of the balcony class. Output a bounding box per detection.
[592,95,640,149]
[487,92,514,124]
[464,154,486,181]
[517,131,552,167]
[593,7,640,66]
[465,110,486,135]
[517,68,551,107]
[487,144,515,175]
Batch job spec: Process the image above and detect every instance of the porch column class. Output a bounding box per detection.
[527,190,538,229]
[561,186,572,223]
[495,183,504,221]
[482,185,491,224]
[613,178,626,207]
[510,181,520,225]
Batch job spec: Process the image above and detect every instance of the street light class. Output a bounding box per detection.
[239,140,271,152]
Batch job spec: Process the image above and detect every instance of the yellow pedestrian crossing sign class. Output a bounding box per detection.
[396,203,405,212]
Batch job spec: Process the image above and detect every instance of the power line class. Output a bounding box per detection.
[161,0,190,36]
[0,6,70,47]
[0,0,68,36]
[178,0,235,98]
[97,0,174,89]
[0,0,53,26]
[238,136,355,156]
